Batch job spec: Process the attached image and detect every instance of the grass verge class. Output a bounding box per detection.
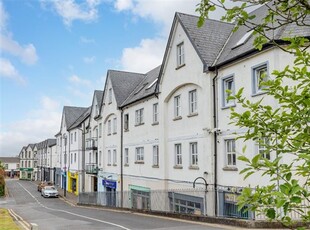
[0,208,20,230]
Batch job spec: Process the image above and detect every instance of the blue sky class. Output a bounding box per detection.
[1,0,207,156]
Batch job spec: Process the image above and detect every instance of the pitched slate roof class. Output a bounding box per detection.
[69,106,91,130]
[108,70,145,107]
[63,106,89,130]
[27,143,36,150]
[121,65,161,107]
[0,157,19,163]
[94,90,104,107]
[177,13,234,71]
[214,3,310,66]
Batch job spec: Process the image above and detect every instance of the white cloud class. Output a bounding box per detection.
[114,0,200,34]
[115,0,200,73]
[0,35,38,65]
[69,74,92,87]
[114,0,133,11]
[0,1,8,32]
[121,38,165,73]
[0,97,62,156]
[83,56,96,63]
[48,0,101,26]
[0,58,26,84]
[80,36,95,44]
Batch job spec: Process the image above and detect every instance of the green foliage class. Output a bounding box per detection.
[197,0,310,227]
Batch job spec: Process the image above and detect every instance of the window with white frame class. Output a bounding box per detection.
[124,148,129,165]
[153,103,159,123]
[113,149,117,165]
[189,89,197,114]
[175,144,182,166]
[135,108,144,125]
[108,150,111,165]
[252,63,268,95]
[222,75,235,107]
[108,88,112,103]
[177,42,185,67]
[99,151,102,165]
[74,132,77,142]
[174,95,181,118]
[153,145,159,166]
[108,120,111,135]
[225,139,236,166]
[113,117,117,134]
[74,153,76,163]
[135,147,144,162]
[190,142,198,166]
[258,137,270,160]
[124,114,129,131]
[71,133,73,144]
[99,123,102,137]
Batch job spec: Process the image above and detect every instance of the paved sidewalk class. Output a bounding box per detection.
[57,188,78,206]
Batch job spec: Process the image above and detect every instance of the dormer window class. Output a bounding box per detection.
[233,30,252,49]
[177,42,185,67]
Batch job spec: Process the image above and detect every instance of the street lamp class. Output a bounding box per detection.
[63,134,67,197]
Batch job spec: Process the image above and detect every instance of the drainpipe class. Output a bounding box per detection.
[120,109,124,208]
[212,68,219,217]
[82,124,85,193]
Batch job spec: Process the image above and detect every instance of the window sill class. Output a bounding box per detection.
[189,165,199,170]
[124,129,129,132]
[187,112,198,118]
[175,63,186,70]
[124,164,129,167]
[152,122,159,126]
[222,166,238,171]
[135,123,145,127]
[173,116,182,121]
[135,161,144,164]
[152,165,159,168]
[174,165,183,169]
[252,91,267,97]
[221,104,236,110]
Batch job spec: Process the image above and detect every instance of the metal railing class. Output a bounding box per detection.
[85,138,98,150]
[85,163,98,174]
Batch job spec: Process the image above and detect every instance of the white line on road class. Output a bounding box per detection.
[17,182,131,230]
[8,208,31,230]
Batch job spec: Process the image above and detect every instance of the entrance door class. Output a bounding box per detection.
[93,177,97,192]
[106,187,116,207]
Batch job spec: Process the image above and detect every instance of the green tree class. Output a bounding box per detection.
[197,0,310,228]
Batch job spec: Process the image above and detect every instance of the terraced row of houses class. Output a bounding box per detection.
[19,4,308,220]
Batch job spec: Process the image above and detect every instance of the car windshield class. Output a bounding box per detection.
[44,186,56,191]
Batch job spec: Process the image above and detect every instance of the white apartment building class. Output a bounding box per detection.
[0,157,20,178]
[19,144,37,180]
[57,106,90,195]
[36,139,56,182]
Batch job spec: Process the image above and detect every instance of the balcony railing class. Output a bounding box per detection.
[85,163,98,174]
[86,138,98,150]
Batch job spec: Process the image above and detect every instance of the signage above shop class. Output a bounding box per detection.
[102,180,116,189]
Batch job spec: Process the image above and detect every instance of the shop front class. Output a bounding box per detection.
[98,172,118,207]
[68,171,79,195]
[129,185,151,210]
[218,189,252,219]
[19,168,33,180]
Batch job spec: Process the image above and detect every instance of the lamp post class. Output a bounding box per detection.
[63,134,67,197]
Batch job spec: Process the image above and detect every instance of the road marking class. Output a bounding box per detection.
[8,208,31,230]
[17,182,131,230]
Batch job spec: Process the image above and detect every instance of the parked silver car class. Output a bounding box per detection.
[41,186,59,198]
